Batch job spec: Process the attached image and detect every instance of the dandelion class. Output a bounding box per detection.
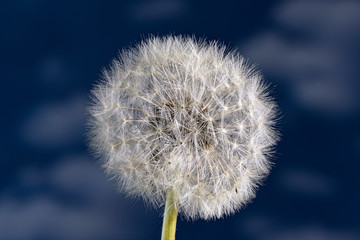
[88,35,278,239]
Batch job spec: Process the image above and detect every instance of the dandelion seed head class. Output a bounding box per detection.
[88,35,279,220]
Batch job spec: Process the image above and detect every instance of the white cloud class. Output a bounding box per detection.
[243,0,360,115]
[129,0,186,22]
[21,95,86,149]
[264,225,359,240]
[240,215,359,240]
[0,197,122,240]
[274,0,360,39]
[0,155,156,240]
[278,169,337,197]
[49,155,116,204]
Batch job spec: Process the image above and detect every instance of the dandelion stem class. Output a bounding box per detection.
[161,189,178,240]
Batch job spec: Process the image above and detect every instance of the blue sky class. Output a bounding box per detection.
[1,0,360,239]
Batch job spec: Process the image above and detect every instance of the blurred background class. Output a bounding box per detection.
[1,0,360,239]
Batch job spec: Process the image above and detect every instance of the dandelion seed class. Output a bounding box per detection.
[88,35,279,239]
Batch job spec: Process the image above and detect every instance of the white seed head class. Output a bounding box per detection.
[88,35,279,220]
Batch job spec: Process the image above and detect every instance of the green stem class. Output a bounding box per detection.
[161,189,178,240]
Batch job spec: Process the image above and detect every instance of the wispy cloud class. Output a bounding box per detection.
[243,0,360,115]
[21,95,86,149]
[128,0,187,22]
[278,169,337,197]
[0,155,156,240]
[240,215,359,240]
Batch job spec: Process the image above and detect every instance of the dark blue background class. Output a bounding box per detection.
[1,0,360,239]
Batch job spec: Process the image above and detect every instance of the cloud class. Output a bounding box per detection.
[21,95,86,149]
[240,215,359,240]
[243,0,360,115]
[0,197,114,240]
[274,0,360,39]
[0,195,132,240]
[0,155,155,240]
[128,0,187,22]
[49,155,116,205]
[264,226,359,240]
[278,169,337,197]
